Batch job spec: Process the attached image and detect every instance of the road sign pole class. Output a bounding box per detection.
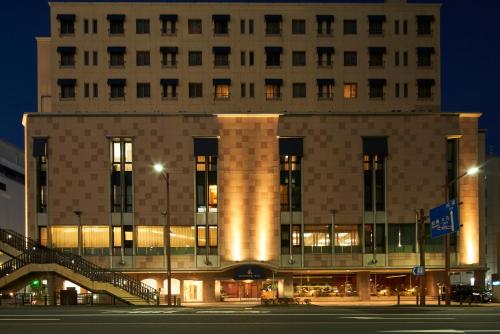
[445,184,451,306]
[417,209,426,306]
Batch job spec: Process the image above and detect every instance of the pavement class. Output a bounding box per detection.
[1,305,500,334]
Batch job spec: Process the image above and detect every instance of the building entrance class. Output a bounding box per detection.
[221,280,262,299]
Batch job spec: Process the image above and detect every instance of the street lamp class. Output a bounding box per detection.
[444,165,479,306]
[153,163,172,306]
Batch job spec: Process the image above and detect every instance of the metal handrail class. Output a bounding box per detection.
[0,228,158,304]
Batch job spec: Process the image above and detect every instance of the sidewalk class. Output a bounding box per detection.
[181,300,500,307]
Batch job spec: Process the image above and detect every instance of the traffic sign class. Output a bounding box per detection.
[429,199,460,238]
[412,266,425,276]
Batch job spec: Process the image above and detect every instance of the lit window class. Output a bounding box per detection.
[304,225,331,254]
[343,83,357,99]
[265,84,281,100]
[82,226,110,256]
[136,226,164,255]
[215,84,230,99]
[171,226,195,255]
[51,226,78,252]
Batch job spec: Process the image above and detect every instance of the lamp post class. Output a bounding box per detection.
[443,166,479,306]
[154,163,172,306]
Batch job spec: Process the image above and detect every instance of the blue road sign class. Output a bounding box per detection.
[412,266,425,276]
[429,199,460,238]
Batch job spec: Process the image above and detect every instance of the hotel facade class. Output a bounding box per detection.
[22,0,484,302]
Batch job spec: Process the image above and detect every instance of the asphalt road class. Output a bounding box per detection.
[1,306,500,334]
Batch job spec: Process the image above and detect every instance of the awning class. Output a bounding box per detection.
[363,137,388,156]
[107,14,125,21]
[317,79,335,85]
[368,15,386,22]
[57,78,76,86]
[107,79,126,85]
[279,137,303,157]
[194,138,218,156]
[160,79,179,85]
[265,47,283,53]
[417,47,435,54]
[160,46,178,53]
[107,46,126,53]
[32,138,47,157]
[57,46,76,54]
[417,15,435,22]
[368,79,387,85]
[213,78,231,85]
[316,15,334,22]
[316,46,334,53]
[265,79,283,85]
[212,46,231,54]
[212,14,230,21]
[159,14,178,21]
[417,79,436,85]
[264,14,282,22]
[369,47,387,53]
[57,14,75,21]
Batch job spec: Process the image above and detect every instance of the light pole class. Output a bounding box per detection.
[443,166,479,306]
[153,163,172,306]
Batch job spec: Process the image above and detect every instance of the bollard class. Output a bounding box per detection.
[460,295,463,306]
[44,294,48,306]
[438,295,441,306]
[416,294,419,305]
[397,292,401,306]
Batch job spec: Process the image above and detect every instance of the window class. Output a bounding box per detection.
[265,15,282,35]
[249,51,254,66]
[304,225,331,254]
[395,51,400,66]
[265,47,282,67]
[343,83,357,99]
[108,47,126,67]
[84,19,89,34]
[249,19,254,34]
[403,51,408,66]
[343,20,357,35]
[111,138,133,212]
[265,80,282,100]
[33,138,48,213]
[364,224,386,253]
[171,226,195,255]
[317,15,333,35]
[292,51,306,66]
[395,83,400,98]
[189,51,202,66]
[51,226,78,253]
[417,47,434,67]
[368,79,386,99]
[447,138,459,201]
[240,51,245,66]
[240,19,245,34]
[188,19,202,34]
[368,47,386,67]
[92,19,98,33]
[417,15,434,35]
[92,51,98,66]
[58,47,76,67]
[108,79,126,99]
[161,79,178,100]
[403,20,408,34]
[279,138,302,212]
[136,226,163,255]
[317,47,334,67]
[84,51,89,66]
[292,19,306,34]
[161,47,178,67]
[93,83,98,98]
[404,83,408,97]
[213,15,229,35]
[84,83,90,98]
[241,83,246,97]
[136,82,150,98]
[214,81,230,100]
[344,51,357,66]
[334,225,361,254]
[189,83,203,98]
[281,225,301,255]
[197,226,218,254]
[82,226,110,256]
[368,15,385,35]
[194,138,218,218]
[388,224,415,253]
[108,15,125,35]
[39,226,48,247]
[161,15,177,35]
[136,51,150,66]
[136,19,150,34]
[58,14,75,35]
[213,47,230,67]
[417,79,435,99]
[317,79,334,100]
[394,20,399,34]
[249,83,255,98]
[292,83,306,98]
[58,79,76,99]
[363,137,387,212]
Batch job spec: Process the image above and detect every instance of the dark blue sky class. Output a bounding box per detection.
[1,0,499,154]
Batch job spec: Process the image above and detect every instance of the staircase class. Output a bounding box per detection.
[0,228,158,305]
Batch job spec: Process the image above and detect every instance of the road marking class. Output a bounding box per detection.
[342,316,456,320]
[0,319,60,321]
[378,330,500,333]
[196,310,270,314]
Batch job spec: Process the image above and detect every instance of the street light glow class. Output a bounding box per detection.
[153,163,164,173]
[466,166,479,176]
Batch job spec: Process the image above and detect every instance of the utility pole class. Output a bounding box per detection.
[417,208,426,306]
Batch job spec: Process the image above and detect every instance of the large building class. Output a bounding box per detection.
[485,155,500,286]
[20,0,485,302]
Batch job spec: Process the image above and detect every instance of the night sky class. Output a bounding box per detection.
[1,0,499,154]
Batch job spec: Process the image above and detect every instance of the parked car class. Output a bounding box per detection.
[448,285,491,303]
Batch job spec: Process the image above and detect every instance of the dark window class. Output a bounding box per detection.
[136,19,150,34]
[395,51,400,66]
[108,16,125,35]
[388,224,416,253]
[108,79,126,99]
[84,51,89,66]
[84,19,89,34]
[317,16,333,35]
[395,83,400,98]
[394,20,399,34]
[93,83,98,98]
[343,20,357,35]
[292,83,306,98]
[318,80,335,99]
[161,16,177,35]
[265,15,282,35]
[214,51,230,67]
[369,47,385,67]
[363,137,387,212]
[161,47,178,67]
[279,139,302,212]
[249,83,255,98]
[249,19,254,34]
[344,51,357,66]
[189,51,202,66]
[417,47,434,67]
[213,17,229,35]
[417,15,433,35]
[404,83,408,97]
[280,225,302,255]
[368,15,385,35]
[33,138,48,213]
[161,79,178,99]
[136,82,150,98]
[60,51,75,67]
[403,20,408,34]
[84,83,89,98]
[189,83,203,98]
[108,48,126,67]
[364,224,386,254]
[92,51,98,66]
[403,51,408,66]
[58,79,76,99]
[92,19,98,33]
[317,48,334,67]
[265,48,282,67]
[447,138,459,201]
[368,79,386,99]
[292,51,306,66]
[188,19,202,34]
[241,83,246,97]
[136,51,150,66]
[59,15,75,35]
[240,51,246,66]
[111,139,133,213]
[417,79,434,99]
[249,51,254,66]
[240,19,245,34]
[292,19,306,34]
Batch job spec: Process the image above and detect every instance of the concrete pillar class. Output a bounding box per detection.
[204,277,216,302]
[282,273,294,298]
[357,271,371,301]
[43,272,57,306]
[425,271,446,297]
[474,270,486,290]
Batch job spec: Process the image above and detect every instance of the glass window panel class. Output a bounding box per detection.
[51,226,78,249]
[136,226,163,247]
[82,226,109,248]
[113,226,122,247]
[171,226,195,248]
